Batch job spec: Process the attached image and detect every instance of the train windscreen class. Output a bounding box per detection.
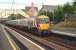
[38,18,49,24]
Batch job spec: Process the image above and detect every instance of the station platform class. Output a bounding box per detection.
[0,24,20,50]
[52,27,76,37]
[2,24,46,50]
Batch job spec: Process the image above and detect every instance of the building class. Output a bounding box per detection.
[25,2,38,17]
[42,5,57,12]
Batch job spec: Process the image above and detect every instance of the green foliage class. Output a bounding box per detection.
[47,11,53,21]
[53,6,64,23]
[39,10,46,15]
[72,0,76,13]
[39,7,46,16]
[39,7,53,21]
[39,1,76,23]
[63,3,73,14]
[39,6,64,23]
[73,0,76,6]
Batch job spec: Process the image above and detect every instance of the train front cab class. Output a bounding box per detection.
[37,15,50,36]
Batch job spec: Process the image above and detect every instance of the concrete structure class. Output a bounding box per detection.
[65,14,76,22]
[0,24,20,50]
[3,24,46,50]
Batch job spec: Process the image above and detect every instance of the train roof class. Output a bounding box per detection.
[7,18,36,22]
[38,15,49,18]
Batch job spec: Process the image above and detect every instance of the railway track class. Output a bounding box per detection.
[44,35,76,50]
[5,25,76,50]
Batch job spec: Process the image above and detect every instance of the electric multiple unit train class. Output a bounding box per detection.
[6,15,50,35]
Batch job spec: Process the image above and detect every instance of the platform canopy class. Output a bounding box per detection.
[0,9,30,18]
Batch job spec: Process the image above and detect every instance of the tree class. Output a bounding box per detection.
[38,7,46,15]
[47,11,53,21]
[39,6,64,23]
[53,6,64,23]
[39,9,54,21]
[39,2,75,24]
[73,0,76,6]
[39,6,54,21]
[72,0,76,13]
[63,3,73,14]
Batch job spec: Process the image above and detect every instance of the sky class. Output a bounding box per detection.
[0,0,73,9]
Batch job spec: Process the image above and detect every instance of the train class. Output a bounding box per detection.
[5,15,51,35]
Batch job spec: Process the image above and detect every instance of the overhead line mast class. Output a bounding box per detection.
[11,0,14,14]
[42,0,47,16]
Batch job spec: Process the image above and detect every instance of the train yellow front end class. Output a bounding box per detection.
[37,15,50,35]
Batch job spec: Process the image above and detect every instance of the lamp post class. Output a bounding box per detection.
[52,12,54,24]
[42,0,46,15]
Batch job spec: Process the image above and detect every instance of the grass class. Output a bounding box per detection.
[51,21,76,30]
[55,21,76,28]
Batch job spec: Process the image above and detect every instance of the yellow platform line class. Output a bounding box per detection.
[1,25,16,50]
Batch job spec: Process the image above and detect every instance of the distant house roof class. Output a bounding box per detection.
[42,5,57,12]
[24,2,38,17]
[25,7,38,12]
[25,6,38,17]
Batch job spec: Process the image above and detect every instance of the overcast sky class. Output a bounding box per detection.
[0,0,73,9]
